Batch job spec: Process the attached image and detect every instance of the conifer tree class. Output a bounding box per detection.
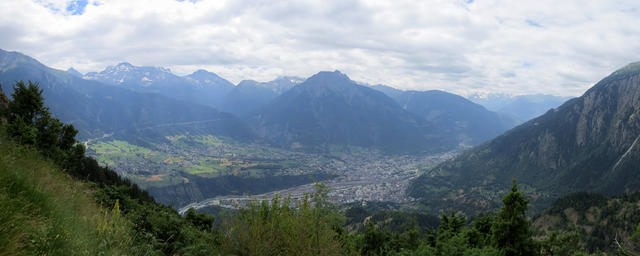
[491,180,536,256]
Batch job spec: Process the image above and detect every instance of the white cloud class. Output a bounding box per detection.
[1,0,639,96]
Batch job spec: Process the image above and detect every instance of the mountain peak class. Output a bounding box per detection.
[0,49,46,70]
[609,61,640,78]
[193,69,211,75]
[237,80,259,87]
[188,69,222,79]
[308,70,348,80]
[115,62,133,68]
[303,70,354,91]
[66,67,83,78]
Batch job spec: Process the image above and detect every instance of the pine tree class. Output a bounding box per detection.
[7,81,46,125]
[491,179,536,256]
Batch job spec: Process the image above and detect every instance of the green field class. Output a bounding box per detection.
[86,135,329,188]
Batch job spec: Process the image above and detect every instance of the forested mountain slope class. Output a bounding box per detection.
[409,61,640,214]
[532,192,640,253]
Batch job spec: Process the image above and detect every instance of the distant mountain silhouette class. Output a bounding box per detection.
[372,85,515,145]
[496,94,572,123]
[469,93,571,124]
[84,63,235,108]
[220,77,304,117]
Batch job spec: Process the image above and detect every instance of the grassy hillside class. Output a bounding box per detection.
[0,135,134,255]
[0,80,219,255]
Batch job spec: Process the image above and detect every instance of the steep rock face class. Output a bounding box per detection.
[408,62,640,214]
[253,71,455,153]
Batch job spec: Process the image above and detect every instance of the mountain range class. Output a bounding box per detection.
[252,71,455,152]
[1,48,544,153]
[0,49,251,143]
[409,61,640,213]
[83,63,235,108]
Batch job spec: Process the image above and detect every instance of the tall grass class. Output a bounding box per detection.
[0,136,135,255]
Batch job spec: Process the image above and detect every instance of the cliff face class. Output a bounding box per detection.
[408,62,640,214]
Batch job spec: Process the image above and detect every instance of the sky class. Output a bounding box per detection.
[1,0,640,97]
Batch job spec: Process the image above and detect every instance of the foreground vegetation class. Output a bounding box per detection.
[1,81,640,255]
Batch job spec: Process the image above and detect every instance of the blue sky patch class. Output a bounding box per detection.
[525,19,542,27]
[66,0,88,15]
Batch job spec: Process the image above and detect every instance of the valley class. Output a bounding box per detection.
[4,1,640,254]
[86,133,459,209]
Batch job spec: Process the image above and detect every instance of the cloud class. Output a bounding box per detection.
[1,0,639,96]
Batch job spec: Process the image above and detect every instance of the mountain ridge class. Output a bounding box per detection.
[84,62,235,108]
[252,70,455,153]
[371,85,516,145]
[219,76,303,117]
[0,49,252,142]
[408,61,640,214]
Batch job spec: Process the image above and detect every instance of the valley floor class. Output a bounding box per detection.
[85,134,458,210]
[178,150,457,213]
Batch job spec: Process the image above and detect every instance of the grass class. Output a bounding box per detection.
[90,140,166,167]
[0,136,136,255]
[86,134,325,188]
